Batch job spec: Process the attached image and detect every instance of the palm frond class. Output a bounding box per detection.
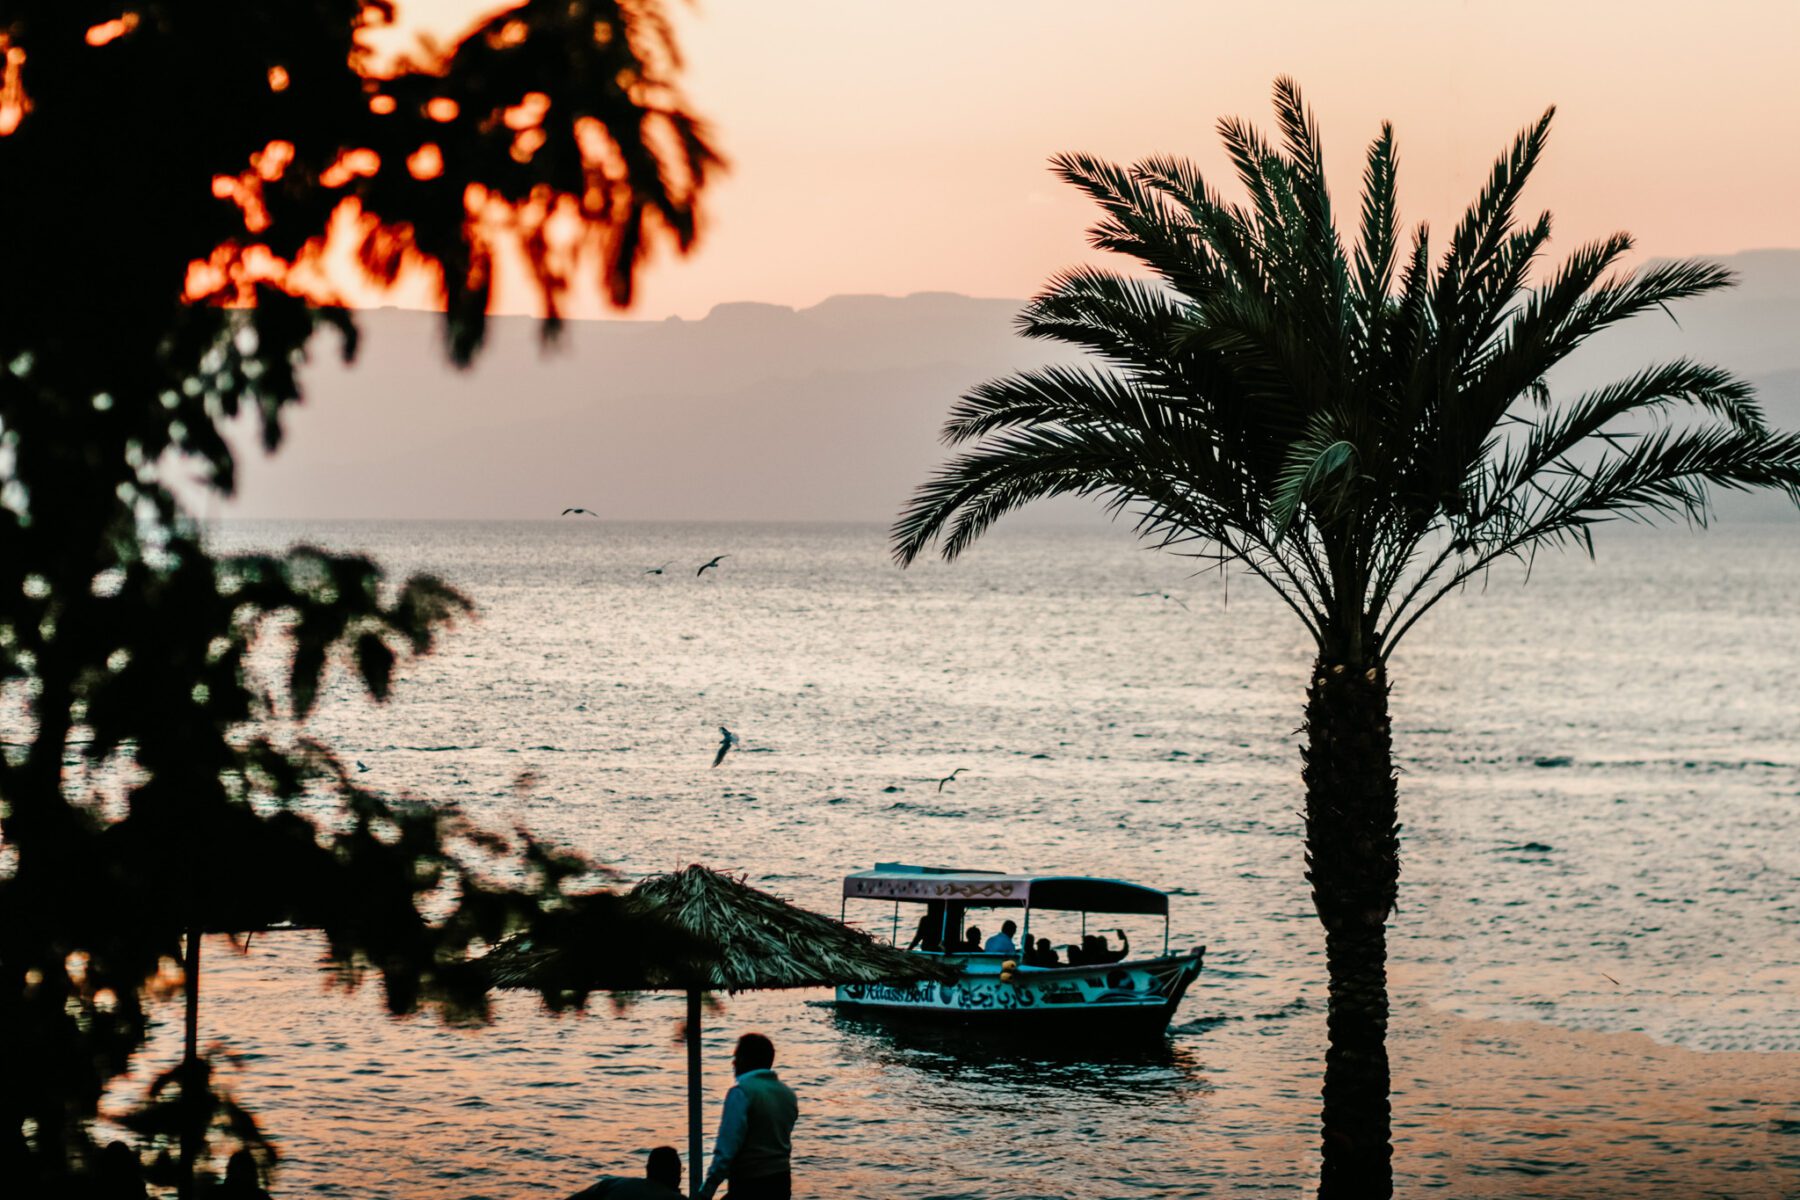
[893,426,1178,565]
[1050,152,1212,291]
[1433,108,1555,322]
[1352,123,1399,323]
[1271,410,1359,539]
[1385,423,1800,655]
[1271,79,1338,252]
[939,365,1168,445]
[1016,267,1190,371]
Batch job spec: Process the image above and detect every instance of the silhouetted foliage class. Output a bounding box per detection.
[894,79,1800,1198]
[0,2,718,1194]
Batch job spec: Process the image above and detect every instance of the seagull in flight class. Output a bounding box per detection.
[561,507,601,517]
[355,760,371,774]
[1135,591,1190,610]
[696,554,730,577]
[644,562,671,575]
[936,767,966,793]
[712,725,740,768]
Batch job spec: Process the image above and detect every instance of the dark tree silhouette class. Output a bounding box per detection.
[892,79,1800,1198]
[0,2,717,1194]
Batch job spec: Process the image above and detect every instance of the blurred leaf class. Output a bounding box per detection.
[354,631,394,701]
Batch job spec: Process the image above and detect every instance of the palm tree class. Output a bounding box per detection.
[891,79,1800,1197]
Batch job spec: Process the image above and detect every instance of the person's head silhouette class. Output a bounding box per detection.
[732,1031,776,1076]
[221,1150,263,1195]
[645,1145,681,1188]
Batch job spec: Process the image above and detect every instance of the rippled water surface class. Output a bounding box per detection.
[117,519,1798,1197]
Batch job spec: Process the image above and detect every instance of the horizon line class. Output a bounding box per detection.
[337,244,1800,324]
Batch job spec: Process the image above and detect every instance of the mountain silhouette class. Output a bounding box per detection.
[209,254,1800,522]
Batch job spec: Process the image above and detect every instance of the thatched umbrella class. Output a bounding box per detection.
[486,865,952,1192]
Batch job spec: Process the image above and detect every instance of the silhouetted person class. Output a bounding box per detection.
[1087,929,1130,964]
[1026,937,1059,967]
[568,1146,684,1199]
[962,925,982,952]
[698,1033,798,1200]
[93,1141,148,1200]
[213,1151,271,1200]
[904,908,942,953]
[983,919,1019,954]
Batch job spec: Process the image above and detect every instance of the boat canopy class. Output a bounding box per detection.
[842,863,1169,916]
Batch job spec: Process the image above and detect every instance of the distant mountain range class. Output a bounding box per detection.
[210,250,1800,523]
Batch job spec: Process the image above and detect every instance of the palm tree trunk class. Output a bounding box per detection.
[1302,655,1399,1198]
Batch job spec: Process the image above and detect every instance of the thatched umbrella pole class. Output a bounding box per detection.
[686,988,703,1195]
[178,923,201,1200]
[482,866,954,1191]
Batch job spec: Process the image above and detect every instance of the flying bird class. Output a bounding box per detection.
[712,725,740,768]
[561,507,601,517]
[1135,591,1190,611]
[696,554,730,577]
[355,760,371,774]
[936,767,966,793]
[644,562,671,575]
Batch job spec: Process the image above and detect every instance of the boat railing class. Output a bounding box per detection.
[905,947,1199,970]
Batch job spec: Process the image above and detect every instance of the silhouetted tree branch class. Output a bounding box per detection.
[0,2,719,1193]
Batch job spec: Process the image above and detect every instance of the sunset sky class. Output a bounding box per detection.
[373,1,1799,319]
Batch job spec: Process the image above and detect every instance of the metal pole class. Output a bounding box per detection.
[687,989,703,1197]
[890,902,898,946]
[179,925,201,1200]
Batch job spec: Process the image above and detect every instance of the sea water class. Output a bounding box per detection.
[114,519,1798,1197]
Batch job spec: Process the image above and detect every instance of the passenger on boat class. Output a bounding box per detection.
[1086,929,1130,964]
[962,926,982,951]
[905,909,942,953]
[1024,937,1059,966]
[214,1151,273,1200]
[982,920,1019,954]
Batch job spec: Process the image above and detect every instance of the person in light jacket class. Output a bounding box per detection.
[697,1033,799,1200]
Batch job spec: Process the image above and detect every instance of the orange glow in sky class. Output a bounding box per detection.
[357,0,1800,319]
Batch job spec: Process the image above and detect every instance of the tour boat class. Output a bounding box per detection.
[834,863,1204,1036]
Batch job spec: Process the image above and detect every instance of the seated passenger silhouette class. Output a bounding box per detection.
[568,1146,684,1199]
[1090,929,1130,964]
[94,1141,148,1200]
[212,1151,272,1200]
